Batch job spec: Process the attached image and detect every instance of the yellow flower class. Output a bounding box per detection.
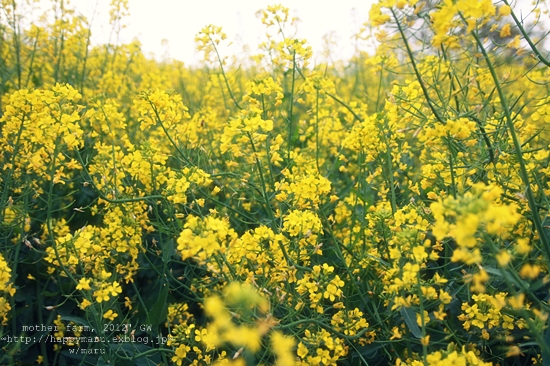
[519,263,541,279]
[416,310,430,327]
[499,5,512,16]
[500,23,512,38]
[508,293,525,310]
[106,281,123,296]
[79,299,92,310]
[390,326,402,340]
[412,245,428,263]
[297,342,309,358]
[225,326,262,352]
[439,290,452,305]
[506,346,522,357]
[93,288,111,303]
[172,344,191,366]
[76,278,92,291]
[496,250,512,267]
[516,237,532,255]
[420,335,430,346]
[103,310,118,321]
[433,305,447,321]
[323,276,345,302]
[508,35,521,49]
[282,210,322,237]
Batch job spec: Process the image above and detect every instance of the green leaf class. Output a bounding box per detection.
[482,266,502,277]
[359,341,385,358]
[40,290,60,297]
[484,266,529,289]
[400,307,422,338]
[162,239,174,263]
[543,315,550,366]
[58,356,67,366]
[96,359,111,366]
[59,315,92,328]
[146,283,169,328]
[109,342,154,357]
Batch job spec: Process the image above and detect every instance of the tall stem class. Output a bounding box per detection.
[392,9,445,125]
[469,25,550,263]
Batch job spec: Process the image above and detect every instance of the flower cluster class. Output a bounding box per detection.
[431,183,521,265]
[1,0,550,364]
[0,253,15,325]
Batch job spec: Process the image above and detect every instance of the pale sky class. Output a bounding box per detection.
[68,0,376,66]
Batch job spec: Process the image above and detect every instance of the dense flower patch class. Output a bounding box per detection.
[1,0,550,365]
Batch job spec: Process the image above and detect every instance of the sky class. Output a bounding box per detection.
[67,0,377,66]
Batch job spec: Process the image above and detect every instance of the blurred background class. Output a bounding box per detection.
[59,0,377,66]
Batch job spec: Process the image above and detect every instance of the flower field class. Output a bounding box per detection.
[1,0,550,364]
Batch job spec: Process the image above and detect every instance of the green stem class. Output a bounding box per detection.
[146,96,194,167]
[484,235,550,357]
[324,91,363,123]
[74,149,163,204]
[246,131,305,271]
[24,28,39,88]
[502,0,550,67]
[381,121,397,214]
[276,317,370,341]
[416,273,428,365]
[209,35,242,110]
[315,89,320,173]
[0,112,26,222]
[447,137,457,199]
[391,9,445,125]
[469,25,550,264]
[288,51,296,160]
[10,0,21,89]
